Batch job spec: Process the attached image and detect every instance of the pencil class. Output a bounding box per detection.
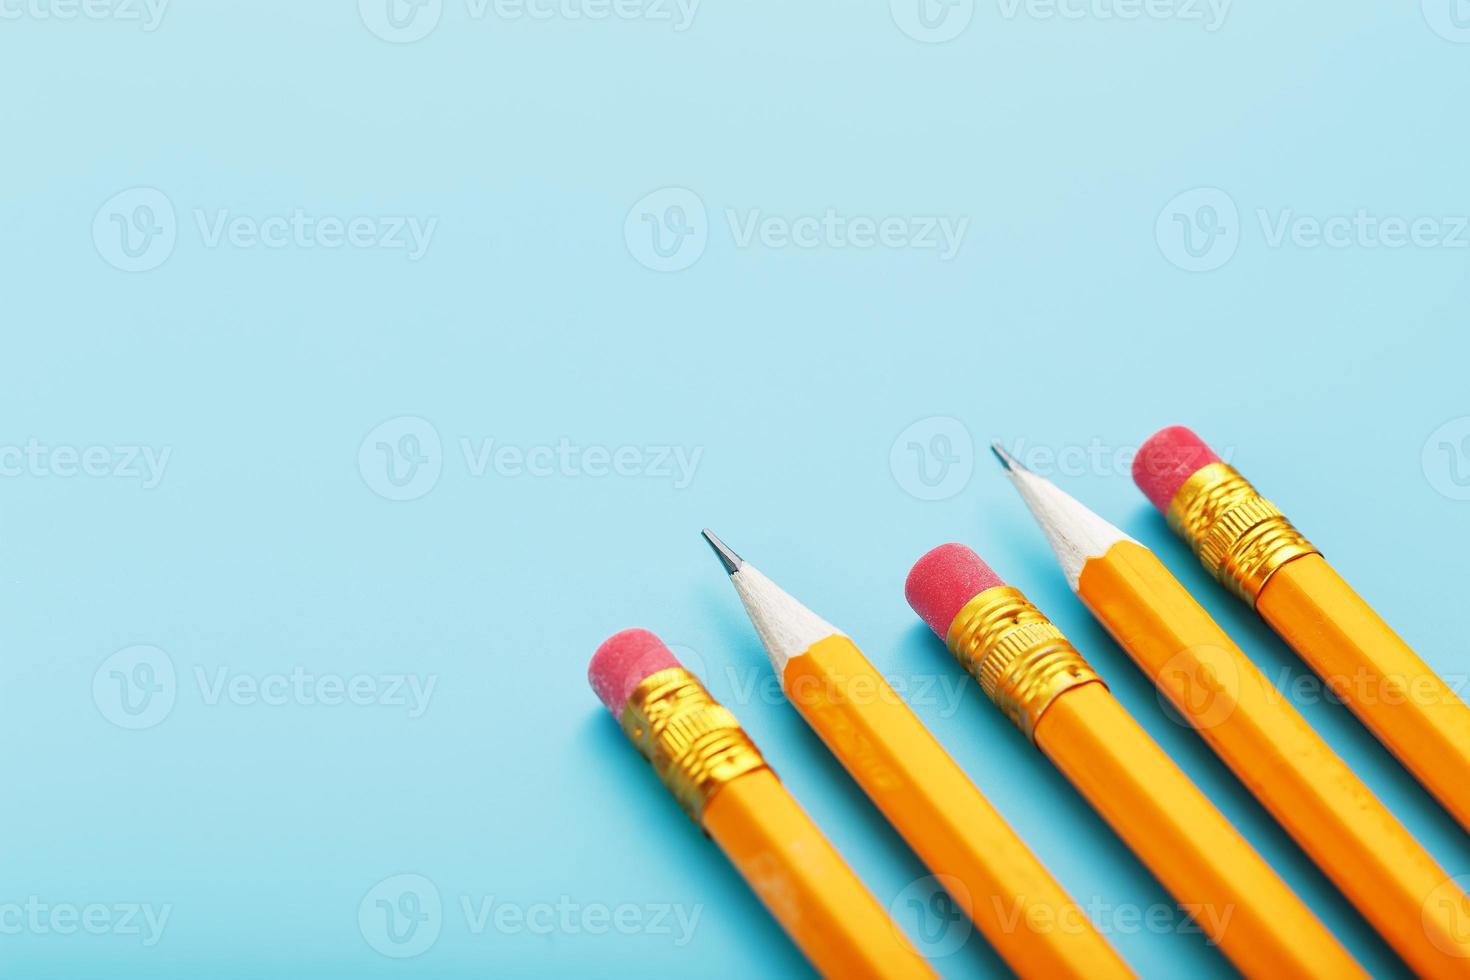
[701,530,1134,980]
[1134,425,1470,835]
[906,543,1366,979]
[590,627,936,979]
[995,444,1470,976]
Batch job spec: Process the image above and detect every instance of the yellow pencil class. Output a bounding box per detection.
[702,530,1135,980]
[997,444,1470,976]
[1134,425,1470,835]
[591,627,935,979]
[907,541,1366,980]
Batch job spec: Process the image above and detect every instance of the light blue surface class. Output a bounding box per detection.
[1,1,1468,976]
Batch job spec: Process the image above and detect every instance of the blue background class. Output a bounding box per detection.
[2,0,1468,976]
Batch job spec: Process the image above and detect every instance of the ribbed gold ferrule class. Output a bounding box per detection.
[945,586,1104,741]
[618,667,768,822]
[1167,461,1320,606]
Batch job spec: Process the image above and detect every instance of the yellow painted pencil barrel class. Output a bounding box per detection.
[1136,427,1470,836]
[1080,539,1470,976]
[1257,553,1470,834]
[1035,682,1360,979]
[702,767,935,980]
[704,535,1135,979]
[907,545,1366,979]
[783,635,1133,979]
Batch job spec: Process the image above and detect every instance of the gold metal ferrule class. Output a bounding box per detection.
[618,667,768,822]
[1167,461,1320,606]
[945,586,1104,741]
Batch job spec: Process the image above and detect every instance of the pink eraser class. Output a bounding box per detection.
[589,628,681,715]
[906,543,1005,640]
[1133,425,1223,513]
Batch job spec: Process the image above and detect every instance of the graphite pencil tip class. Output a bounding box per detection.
[701,528,744,575]
[991,446,1135,591]
[990,442,1023,472]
